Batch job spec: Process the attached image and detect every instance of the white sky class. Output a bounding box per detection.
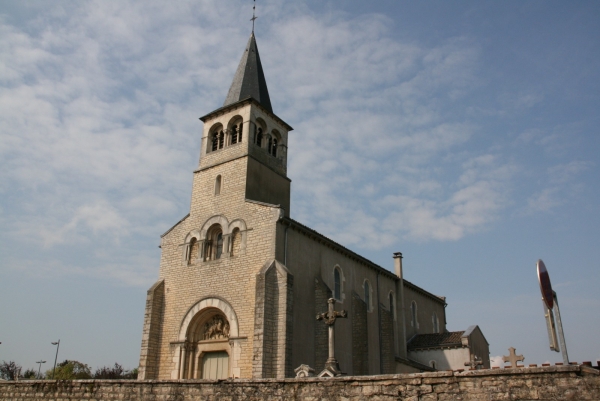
[1,0,599,372]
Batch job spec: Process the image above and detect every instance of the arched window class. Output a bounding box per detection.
[271,138,278,156]
[229,117,243,145]
[204,224,224,261]
[364,280,372,312]
[411,301,418,328]
[218,130,224,149]
[256,128,263,147]
[429,360,437,370]
[214,175,222,196]
[230,228,241,256]
[230,124,238,144]
[215,232,223,259]
[211,131,219,152]
[432,312,439,333]
[332,265,345,303]
[209,125,225,152]
[187,237,199,265]
[333,267,342,301]
[270,130,281,157]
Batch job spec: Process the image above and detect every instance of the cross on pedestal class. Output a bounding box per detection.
[464,354,483,370]
[316,298,347,377]
[502,347,525,368]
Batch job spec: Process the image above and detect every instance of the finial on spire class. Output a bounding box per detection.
[251,0,257,33]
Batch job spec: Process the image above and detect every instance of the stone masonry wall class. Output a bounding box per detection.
[351,292,368,376]
[2,365,598,401]
[252,261,294,379]
[380,305,395,374]
[263,265,278,378]
[314,278,331,374]
[138,279,165,380]
[155,152,282,379]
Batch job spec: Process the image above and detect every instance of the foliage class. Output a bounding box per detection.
[127,367,139,379]
[45,360,92,380]
[20,368,43,379]
[93,363,138,379]
[0,361,21,380]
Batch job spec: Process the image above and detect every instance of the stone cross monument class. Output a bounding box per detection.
[502,347,525,368]
[316,298,347,377]
[464,354,484,370]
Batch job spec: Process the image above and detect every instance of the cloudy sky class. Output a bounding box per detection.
[1,0,599,372]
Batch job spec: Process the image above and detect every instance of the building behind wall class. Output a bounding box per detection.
[137,31,489,380]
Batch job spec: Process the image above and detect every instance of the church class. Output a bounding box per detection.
[137,31,490,380]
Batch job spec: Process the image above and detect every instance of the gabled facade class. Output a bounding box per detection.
[138,32,486,380]
[407,325,491,371]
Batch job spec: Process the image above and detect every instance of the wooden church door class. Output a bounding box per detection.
[201,351,229,379]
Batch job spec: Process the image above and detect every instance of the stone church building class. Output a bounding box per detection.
[137,32,489,380]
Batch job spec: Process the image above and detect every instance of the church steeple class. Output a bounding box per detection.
[223,33,273,113]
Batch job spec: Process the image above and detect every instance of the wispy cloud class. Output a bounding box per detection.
[0,0,594,286]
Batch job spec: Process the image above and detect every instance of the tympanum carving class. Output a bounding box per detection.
[203,315,230,340]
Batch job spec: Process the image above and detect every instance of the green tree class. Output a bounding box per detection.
[125,367,138,379]
[93,363,138,379]
[0,361,22,380]
[46,360,91,380]
[20,368,42,379]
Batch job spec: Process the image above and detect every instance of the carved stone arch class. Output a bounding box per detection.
[255,117,267,131]
[183,230,201,264]
[184,230,201,243]
[208,123,224,152]
[198,215,230,261]
[171,297,242,379]
[254,117,267,147]
[228,219,248,256]
[227,115,244,145]
[200,215,230,238]
[178,296,239,341]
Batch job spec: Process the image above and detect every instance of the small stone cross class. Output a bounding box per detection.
[316,298,347,376]
[502,347,525,368]
[464,354,483,370]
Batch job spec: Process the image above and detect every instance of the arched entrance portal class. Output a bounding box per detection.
[172,297,242,379]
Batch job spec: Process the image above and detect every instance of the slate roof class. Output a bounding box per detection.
[407,331,465,351]
[223,33,273,113]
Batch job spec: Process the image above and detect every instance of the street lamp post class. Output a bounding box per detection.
[51,340,60,380]
[36,360,46,378]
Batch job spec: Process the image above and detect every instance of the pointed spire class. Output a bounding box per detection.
[223,33,273,113]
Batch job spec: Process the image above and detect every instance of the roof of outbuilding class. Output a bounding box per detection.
[223,32,272,113]
[407,331,466,351]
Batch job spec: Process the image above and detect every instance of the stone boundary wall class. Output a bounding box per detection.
[1,365,599,400]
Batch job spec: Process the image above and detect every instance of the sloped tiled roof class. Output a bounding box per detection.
[407,331,465,351]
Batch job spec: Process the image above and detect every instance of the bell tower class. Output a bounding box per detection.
[139,31,295,381]
[193,32,293,217]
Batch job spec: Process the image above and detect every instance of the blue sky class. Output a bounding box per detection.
[1,0,599,372]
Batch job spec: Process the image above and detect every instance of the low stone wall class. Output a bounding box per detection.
[1,365,599,400]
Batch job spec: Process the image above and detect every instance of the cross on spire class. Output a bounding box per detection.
[251,0,257,33]
[502,347,525,368]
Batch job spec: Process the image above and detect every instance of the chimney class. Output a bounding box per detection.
[393,252,403,279]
